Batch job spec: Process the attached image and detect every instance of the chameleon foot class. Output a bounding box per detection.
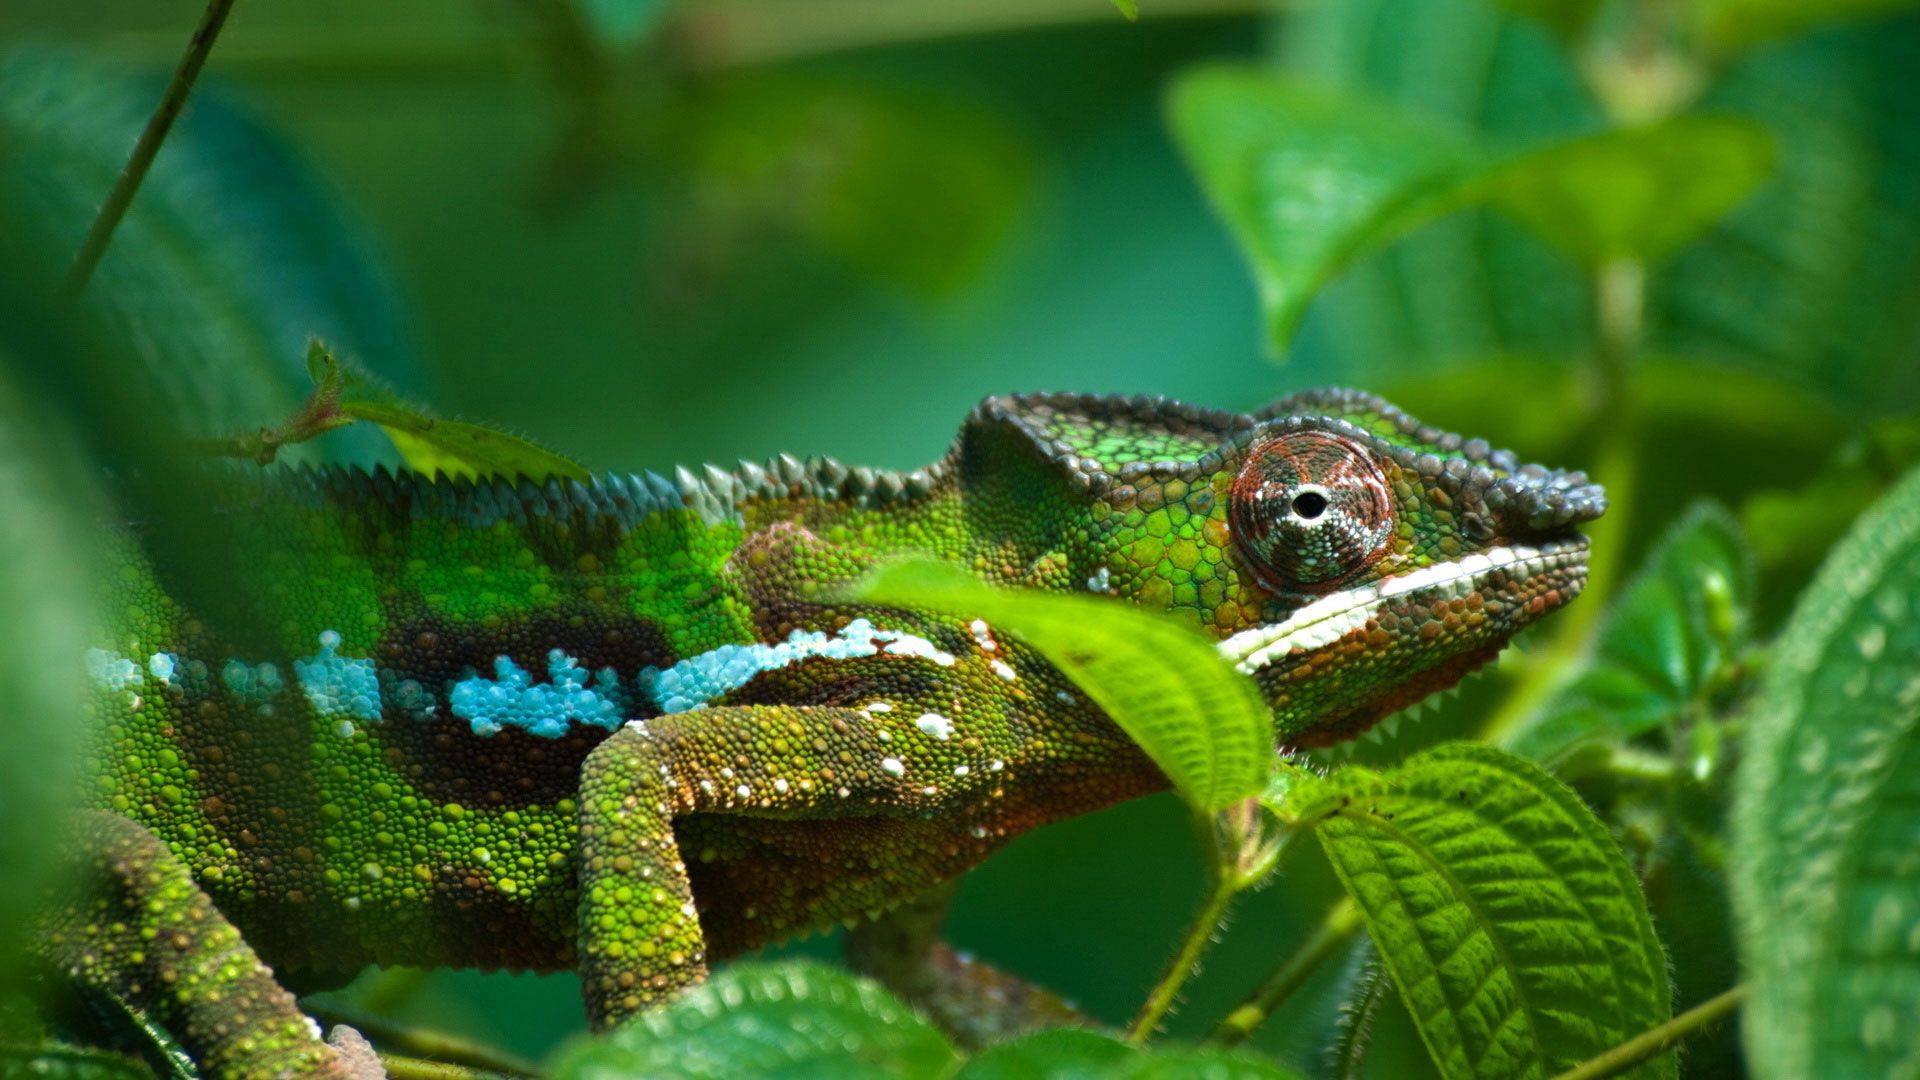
[37,811,355,1079]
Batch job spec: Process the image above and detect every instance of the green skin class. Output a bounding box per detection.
[42,390,1602,1077]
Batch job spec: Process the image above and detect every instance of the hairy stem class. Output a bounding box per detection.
[1549,985,1745,1080]
[1207,897,1363,1046]
[1127,848,1239,1044]
[67,0,237,298]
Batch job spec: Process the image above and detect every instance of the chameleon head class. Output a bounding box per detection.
[963,388,1603,749]
[1211,392,1604,747]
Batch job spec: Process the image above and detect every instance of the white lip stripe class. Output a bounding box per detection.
[1217,542,1581,674]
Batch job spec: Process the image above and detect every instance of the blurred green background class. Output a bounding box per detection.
[3,0,1917,1074]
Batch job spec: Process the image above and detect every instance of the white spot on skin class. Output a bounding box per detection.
[970,825,987,838]
[881,757,905,777]
[864,702,893,714]
[735,784,751,798]
[838,787,851,798]
[699,779,714,795]
[915,713,954,740]
[1055,690,1075,705]
[1087,566,1111,593]
[879,730,892,742]
[991,659,1017,681]
[774,778,789,794]
[954,765,970,777]
[970,619,998,652]
[922,786,938,795]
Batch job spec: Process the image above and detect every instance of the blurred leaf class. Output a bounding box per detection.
[1303,744,1674,1080]
[547,961,956,1080]
[1112,0,1140,19]
[666,74,1033,299]
[856,560,1270,814]
[1742,415,1920,571]
[1731,464,1920,1080]
[1285,0,1920,410]
[1166,65,1483,352]
[1506,503,1753,762]
[580,0,673,48]
[1490,0,1602,37]
[1694,0,1920,53]
[957,1029,1302,1079]
[957,1029,1136,1079]
[0,360,102,986]
[1487,116,1777,267]
[0,46,416,464]
[0,1044,152,1080]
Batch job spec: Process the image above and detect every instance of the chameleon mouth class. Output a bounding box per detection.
[1216,538,1590,675]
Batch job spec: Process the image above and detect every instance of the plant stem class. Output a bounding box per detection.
[66,0,238,298]
[307,1004,538,1077]
[1127,858,1239,1044]
[377,1054,519,1080]
[1207,897,1363,1046]
[1476,257,1645,747]
[670,0,1269,69]
[1548,985,1745,1080]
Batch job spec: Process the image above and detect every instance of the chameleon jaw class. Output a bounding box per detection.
[1216,537,1590,676]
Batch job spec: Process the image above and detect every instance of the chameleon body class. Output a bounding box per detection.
[45,390,1602,1077]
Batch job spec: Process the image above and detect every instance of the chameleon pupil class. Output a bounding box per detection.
[1230,429,1395,592]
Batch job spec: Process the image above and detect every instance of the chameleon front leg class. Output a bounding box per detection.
[36,811,367,1080]
[578,703,952,1028]
[844,883,1088,1049]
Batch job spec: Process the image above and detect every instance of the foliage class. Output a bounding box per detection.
[1276,747,1673,1079]
[1732,464,1920,1078]
[857,559,1270,814]
[1,0,1917,1075]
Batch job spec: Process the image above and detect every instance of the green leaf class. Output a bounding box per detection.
[1166,65,1483,352]
[0,46,416,465]
[1306,743,1674,1080]
[1112,0,1140,19]
[1693,0,1920,53]
[580,0,673,48]
[343,404,590,483]
[956,1029,1302,1079]
[0,1044,153,1080]
[546,961,956,1080]
[855,560,1271,814]
[1742,415,1920,573]
[1487,116,1777,267]
[0,360,102,983]
[1505,503,1753,762]
[1281,0,1920,408]
[955,1029,1135,1079]
[1731,463,1920,1079]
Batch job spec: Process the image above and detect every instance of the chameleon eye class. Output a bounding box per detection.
[1230,430,1394,593]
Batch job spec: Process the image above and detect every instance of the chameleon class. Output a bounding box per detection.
[36,389,1603,1077]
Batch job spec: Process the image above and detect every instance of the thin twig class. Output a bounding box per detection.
[67,0,238,299]
[1127,859,1238,1043]
[1206,897,1363,1046]
[1549,985,1745,1080]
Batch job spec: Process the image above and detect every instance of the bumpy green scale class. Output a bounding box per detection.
[42,390,1603,1078]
